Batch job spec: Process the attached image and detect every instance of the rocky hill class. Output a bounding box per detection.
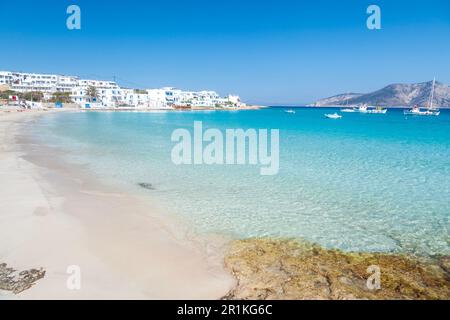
[311,81,450,108]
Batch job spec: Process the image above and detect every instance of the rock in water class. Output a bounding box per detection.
[0,263,45,294]
[223,238,450,300]
[138,182,155,190]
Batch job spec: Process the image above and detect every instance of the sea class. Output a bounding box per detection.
[30,107,450,256]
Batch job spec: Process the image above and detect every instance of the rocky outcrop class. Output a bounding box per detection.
[223,239,450,300]
[0,263,45,294]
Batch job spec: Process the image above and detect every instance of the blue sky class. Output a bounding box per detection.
[0,0,449,105]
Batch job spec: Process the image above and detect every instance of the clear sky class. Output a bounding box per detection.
[1,0,449,105]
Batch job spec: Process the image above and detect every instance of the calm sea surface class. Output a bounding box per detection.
[32,108,450,256]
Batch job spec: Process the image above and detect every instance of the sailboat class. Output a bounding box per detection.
[404,78,440,116]
[341,94,356,112]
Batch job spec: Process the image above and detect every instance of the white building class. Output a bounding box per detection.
[0,71,121,106]
[8,72,58,92]
[56,75,80,93]
[161,87,182,105]
[121,89,150,108]
[0,71,13,85]
[71,87,123,107]
[1,70,245,109]
[226,95,244,107]
[146,87,183,108]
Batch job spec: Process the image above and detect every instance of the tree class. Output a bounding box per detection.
[0,90,16,100]
[21,91,44,102]
[50,92,72,103]
[86,86,98,102]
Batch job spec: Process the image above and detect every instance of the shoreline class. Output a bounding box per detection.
[0,110,235,299]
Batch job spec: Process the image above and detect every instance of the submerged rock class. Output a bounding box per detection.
[138,182,155,190]
[0,263,45,294]
[223,239,450,300]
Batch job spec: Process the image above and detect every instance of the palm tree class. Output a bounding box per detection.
[86,86,98,102]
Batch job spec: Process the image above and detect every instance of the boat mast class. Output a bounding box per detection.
[429,77,436,110]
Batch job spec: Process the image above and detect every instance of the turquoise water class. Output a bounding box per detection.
[32,108,450,256]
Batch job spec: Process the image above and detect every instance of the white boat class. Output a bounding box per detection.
[354,104,387,114]
[356,104,369,113]
[365,106,388,114]
[404,106,440,116]
[404,78,440,116]
[284,109,296,114]
[325,113,342,119]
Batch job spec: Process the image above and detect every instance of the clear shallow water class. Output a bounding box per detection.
[32,108,450,256]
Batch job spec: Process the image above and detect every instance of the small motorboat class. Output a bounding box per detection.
[365,106,388,114]
[325,113,342,119]
[285,109,296,114]
[356,104,369,113]
[355,104,387,114]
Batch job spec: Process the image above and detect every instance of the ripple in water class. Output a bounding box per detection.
[33,109,450,256]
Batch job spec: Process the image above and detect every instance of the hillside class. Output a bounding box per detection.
[311,81,450,108]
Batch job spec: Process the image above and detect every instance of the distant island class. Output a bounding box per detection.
[309,80,450,108]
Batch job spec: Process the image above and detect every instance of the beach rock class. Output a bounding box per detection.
[439,256,450,274]
[137,182,155,190]
[0,263,45,294]
[223,239,450,300]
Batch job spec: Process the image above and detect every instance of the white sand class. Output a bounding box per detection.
[0,110,235,299]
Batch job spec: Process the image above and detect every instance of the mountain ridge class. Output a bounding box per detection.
[310,81,450,108]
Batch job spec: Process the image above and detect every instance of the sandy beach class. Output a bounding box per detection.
[0,110,235,299]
